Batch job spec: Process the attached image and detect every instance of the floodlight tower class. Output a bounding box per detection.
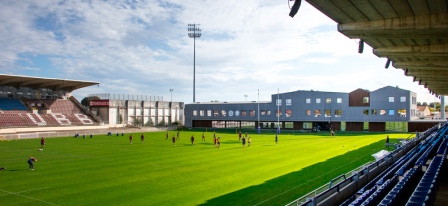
[188,23,201,102]
[169,88,174,102]
[244,94,248,101]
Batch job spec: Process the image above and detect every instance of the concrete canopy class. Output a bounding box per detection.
[304,0,448,96]
[0,74,99,92]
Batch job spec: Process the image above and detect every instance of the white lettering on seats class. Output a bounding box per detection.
[74,114,94,124]
[51,114,71,126]
[26,113,47,126]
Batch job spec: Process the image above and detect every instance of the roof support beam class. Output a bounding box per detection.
[374,44,448,58]
[338,13,448,39]
[19,79,46,87]
[407,71,448,76]
[393,60,448,70]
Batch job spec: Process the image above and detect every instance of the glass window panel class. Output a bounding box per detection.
[326,98,331,103]
[207,110,212,116]
[200,110,204,116]
[363,97,369,103]
[371,109,377,115]
[276,99,282,106]
[261,110,266,115]
[380,110,386,115]
[389,97,394,102]
[193,110,197,116]
[306,110,311,115]
[214,110,219,117]
[221,110,226,116]
[286,99,292,106]
[363,110,369,115]
[335,110,342,117]
[303,122,312,129]
[266,111,271,115]
[249,110,255,117]
[241,110,247,117]
[276,110,282,117]
[314,110,321,117]
[324,110,331,117]
[285,122,293,128]
[316,98,321,103]
[337,98,342,103]
[400,96,406,102]
[306,98,311,103]
[286,110,292,117]
[398,109,406,117]
[388,110,394,115]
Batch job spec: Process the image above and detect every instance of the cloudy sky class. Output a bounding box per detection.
[0,0,441,104]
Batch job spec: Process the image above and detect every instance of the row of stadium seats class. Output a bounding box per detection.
[0,98,27,110]
[338,124,448,206]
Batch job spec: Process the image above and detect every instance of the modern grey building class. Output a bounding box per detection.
[184,86,431,132]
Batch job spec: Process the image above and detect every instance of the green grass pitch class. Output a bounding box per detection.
[0,130,411,206]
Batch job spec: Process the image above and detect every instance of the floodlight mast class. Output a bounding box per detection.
[188,23,201,102]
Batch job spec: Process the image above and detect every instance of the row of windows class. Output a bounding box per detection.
[274,96,409,106]
[193,109,408,118]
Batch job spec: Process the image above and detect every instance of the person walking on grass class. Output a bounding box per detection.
[28,156,37,170]
[202,132,205,141]
[217,137,221,148]
[275,134,278,145]
[166,132,169,141]
[239,131,242,141]
[130,135,133,145]
[191,135,195,146]
[177,131,180,140]
[242,136,246,148]
[172,135,176,146]
[41,137,45,148]
[385,135,390,149]
[141,134,144,144]
[213,136,217,148]
[248,137,252,147]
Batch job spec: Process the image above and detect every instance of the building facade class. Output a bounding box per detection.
[185,86,422,132]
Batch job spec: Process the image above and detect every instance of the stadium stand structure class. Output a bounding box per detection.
[0,97,99,128]
[287,122,448,206]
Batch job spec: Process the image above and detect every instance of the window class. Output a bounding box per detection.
[200,110,204,116]
[226,121,240,128]
[326,98,331,103]
[324,110,331,117]
[363,97,369,103]
[306,110,311,115]
[363,122,369,131]
[285,122,293,128]
[274,122,282,128]
[276,99,282,106]
[400,96,406,102]
[286,99,292,106]
[261,110,266,115]
[380,110,386,115]
[337,98,342,103]
[398,109,406,117]
[214,110,219,117]
[193,110,197,116]
[241,121,255,129]
[314,110,321,117]
[241,110,247,117]
[386,122,408,132]
[221,110,226,117]
[266,111,271,115]
[207,110,212,116]
[316,98,321,103]
[303,122,312,129]
[388,110,394,115]
[363,110,369,115]
[389,97,394,102]
[306,98,311,103]
[249,110,255,117]
[371,109,377,115]
[263,122,272,128]
[286,110,292,117]
[335,110,342,117]
[276,110,282,117]
[212,121,225,128]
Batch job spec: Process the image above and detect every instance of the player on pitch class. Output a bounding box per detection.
[239,131,242,141]
[166,132,169,141]
[191,135,195,146]
[202,132,205,141]
[41,137,45,148]
[130,135,133,145]
[275,134,278,145]
[172,135,176,146]
[28,156,37,170]
[141,134,144,144]
[177,131,180,140]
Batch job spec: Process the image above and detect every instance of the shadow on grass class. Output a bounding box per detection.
[199,139,386,206]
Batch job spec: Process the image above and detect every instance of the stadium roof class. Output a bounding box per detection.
[301,0,448,96]
[0,74,99,92]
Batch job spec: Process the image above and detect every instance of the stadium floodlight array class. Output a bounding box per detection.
[188,23,201,103]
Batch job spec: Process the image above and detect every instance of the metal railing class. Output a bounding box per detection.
[89,93,163,101]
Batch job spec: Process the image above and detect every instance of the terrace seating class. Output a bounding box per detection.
[0,98,27,110]
[42,99,82,114]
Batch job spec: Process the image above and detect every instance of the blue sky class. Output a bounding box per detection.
[0,0,441,104]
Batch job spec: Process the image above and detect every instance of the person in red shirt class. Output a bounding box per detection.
[41,137,45,148]
[239,131,242,141]
[191,135,195,146]
[177,131,180,140]
[172,135,176,146]
[166,132,169,141]
[214,136,217,148]
[129,135,133,145]
[141,134,144,144]
[202,132,205,141]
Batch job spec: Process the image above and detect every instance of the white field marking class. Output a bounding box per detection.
[0,188,59,206]
[253,154,370,206]
[0,187,50,196]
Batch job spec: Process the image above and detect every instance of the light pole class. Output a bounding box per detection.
[258,89,260,134]
[169,89,174,102]
[244,94,248,101]
[277,88,280,134]
[188,23,201,102]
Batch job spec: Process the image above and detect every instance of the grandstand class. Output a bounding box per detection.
[287,122,448,206]
[0,74,100,128]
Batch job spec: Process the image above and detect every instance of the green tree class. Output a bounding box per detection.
[417,102,422,106]
[81,96,100,107]
[119,114,123,124]
[422,102,428,106]
[157,120,165,126]
[134,117,142,126]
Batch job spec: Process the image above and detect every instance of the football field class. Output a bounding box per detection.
[0,129,410,206]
